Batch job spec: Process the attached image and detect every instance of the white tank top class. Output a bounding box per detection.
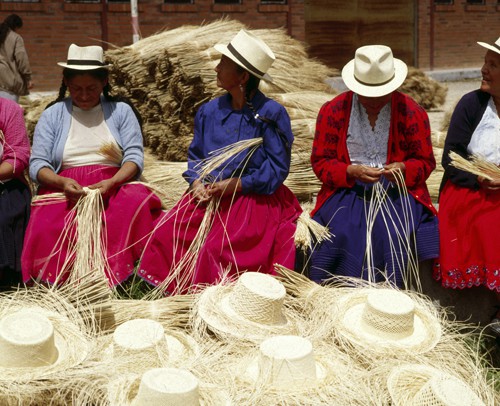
[467,96,500,165]
[62,104,121,170]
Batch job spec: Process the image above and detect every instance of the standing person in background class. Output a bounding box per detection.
[436,37,500,336]
[309,45,439,288]
[0,97,31,290]
[0,14,33,102]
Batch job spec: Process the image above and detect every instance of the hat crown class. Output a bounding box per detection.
[411,375,485,406]
[0,310,58,368]
[132,368,200,406]
[58,43,110,70]
[353,45,396,86]
[215,29,275,81]
[228,272,286,325]
[361,289,415,339]
[257,335,318,388]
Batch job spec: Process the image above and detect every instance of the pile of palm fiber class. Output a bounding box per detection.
[399,67,448,110]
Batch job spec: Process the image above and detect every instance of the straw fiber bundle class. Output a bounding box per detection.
[449,151,500,181]
[400,67,448,110]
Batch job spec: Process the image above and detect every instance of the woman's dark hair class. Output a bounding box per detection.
[46,68,143,131]
[0,14,23,47]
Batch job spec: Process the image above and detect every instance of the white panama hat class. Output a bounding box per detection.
[57,43,112,70]
[107,318,198,367]
[0,306,90,380]
[341,44,408,97]
[336,288,441,354]
[477,37,500,56]
[197,272,297,342]
[108,367,231,406]
[214,29,275,82]
[243,335,327,390]
[387,364,486,406]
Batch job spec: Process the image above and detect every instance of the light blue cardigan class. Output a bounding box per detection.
[29,96,144,182]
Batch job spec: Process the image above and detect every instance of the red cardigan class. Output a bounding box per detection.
[310,91,437,216]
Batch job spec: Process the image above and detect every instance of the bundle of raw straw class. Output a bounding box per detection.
[449,151,500,181]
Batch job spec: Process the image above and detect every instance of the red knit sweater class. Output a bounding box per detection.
[310,91,437,216]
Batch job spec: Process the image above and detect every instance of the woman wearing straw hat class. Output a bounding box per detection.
[21,44,163,287]
[0,97,30,290]
[309,45,439,288]
[139,29,302,293]
[436,37,500,336]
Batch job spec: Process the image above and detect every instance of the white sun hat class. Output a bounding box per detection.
[57,43,112,70]
[108,367,231,406]
[214,29,275,82]
[0,306,91,380]
[107,318,198,367]
[387,364,486,406]
[243,335,327,390]
[477,37,500,56]
[196,272,297,342]
[336,288,441,354]
[341,44,408,97]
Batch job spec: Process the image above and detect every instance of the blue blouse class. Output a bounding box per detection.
[183,90,293,195]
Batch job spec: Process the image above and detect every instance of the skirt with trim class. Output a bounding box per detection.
[309,180,439,288]
[138,184,302,294]
[0,179,31,287]
[435,180,500,292]
[21,165,163,286]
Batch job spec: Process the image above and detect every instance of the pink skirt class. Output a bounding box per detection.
[138,184,302,294]
[21,165,163,286]
[435,180,500,292]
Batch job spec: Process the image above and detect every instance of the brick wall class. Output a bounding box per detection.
[0,0,304,91]
[417,0,500,71]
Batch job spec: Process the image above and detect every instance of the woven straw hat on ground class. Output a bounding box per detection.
[336,288,441,354]
[103,318,198,367]
[0,306,90,380]
[108,367,231,406]
[243,335,327,390]
[387,364,486,406]
[196,272,297,342]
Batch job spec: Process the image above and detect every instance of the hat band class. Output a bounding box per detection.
[66,59,106,67]
[354,72,395,87]
[227,43,265,77]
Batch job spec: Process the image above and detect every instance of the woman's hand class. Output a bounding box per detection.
[383,162,406,183]
[190,179,211,203]
[207,178,242,198]
[88,179,116,196]
[478,175,500,191]
[61,177,86,203]
[347,165,383,184]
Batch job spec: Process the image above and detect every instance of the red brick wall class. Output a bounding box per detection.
[0,0,304,91]
[417,0,499,71]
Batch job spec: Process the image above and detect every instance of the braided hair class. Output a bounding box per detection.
[46,68,143,131]
[0,14,23,47]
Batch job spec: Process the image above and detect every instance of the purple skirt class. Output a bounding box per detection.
[309,180,439,287]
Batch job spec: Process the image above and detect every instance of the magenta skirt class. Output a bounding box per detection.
[21,165,163,286]
[138,184,302,294]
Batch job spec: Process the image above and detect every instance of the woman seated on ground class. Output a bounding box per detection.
[436,36,500,335]
[139,29,302,293]
[308,45,439,288]
[22,44,163,286]
[0,97,30,290]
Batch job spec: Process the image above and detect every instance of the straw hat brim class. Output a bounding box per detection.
[386,364,486,406]
[213,44,273,83]
[341,58,408,97]
[0,306,90,380]
[197,285,296,342]
[107,372,232,406]
[477,41,500,56]
[336,290,441,354]
[57,62,112,70]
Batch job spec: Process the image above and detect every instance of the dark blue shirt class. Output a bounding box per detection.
[183,90,293,195]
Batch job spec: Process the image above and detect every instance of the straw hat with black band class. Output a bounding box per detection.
[57,43,112,71]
